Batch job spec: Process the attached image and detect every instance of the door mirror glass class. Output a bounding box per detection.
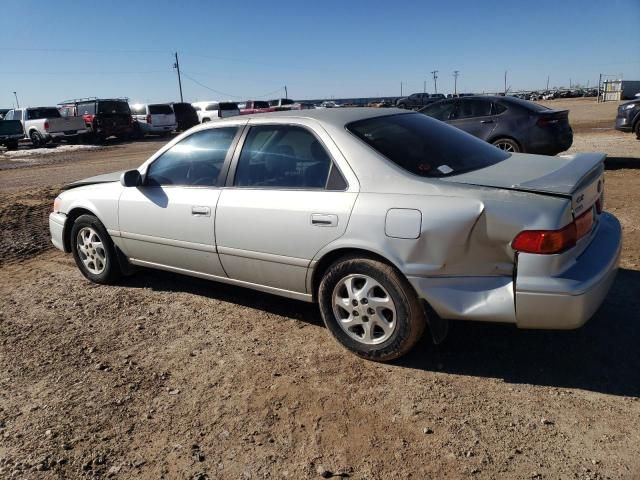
[120,169,141,187]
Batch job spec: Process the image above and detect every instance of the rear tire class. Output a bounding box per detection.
[318,256,425,361]
[29,130,44,147]
[71,214,121,285]
[491,137,520,153]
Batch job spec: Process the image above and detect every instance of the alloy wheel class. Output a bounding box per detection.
[76,227,107,275]
[332,274,397,345]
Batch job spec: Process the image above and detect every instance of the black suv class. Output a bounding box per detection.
[615,99,640,139]
[396,93,444,110]
[58,98,134,142]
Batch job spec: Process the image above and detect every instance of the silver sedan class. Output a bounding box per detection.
[49,108,621,361]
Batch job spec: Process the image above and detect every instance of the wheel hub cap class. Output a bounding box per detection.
[332,274,397,345]
[76,227,106,275]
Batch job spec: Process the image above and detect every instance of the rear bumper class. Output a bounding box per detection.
[49,212,67,252]
[514,212,621,329]
[139,123,177,133]
[49,129,89,139]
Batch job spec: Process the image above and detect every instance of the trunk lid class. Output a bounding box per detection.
[441,152,605,215]
[46,116,86,134]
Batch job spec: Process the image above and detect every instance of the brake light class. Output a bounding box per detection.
[146,114,152,125]
[44,121,49,131]
[536,116,559,127]
[511,210,594,254]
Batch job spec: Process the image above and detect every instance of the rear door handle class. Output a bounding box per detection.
[311,213,338,227]
[191,206,211,217]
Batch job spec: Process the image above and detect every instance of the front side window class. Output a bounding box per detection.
[420,100,457,121]
[4,110,14,120]
[146,127,238,187]
[234,125,332,189]
[347,113,509,178]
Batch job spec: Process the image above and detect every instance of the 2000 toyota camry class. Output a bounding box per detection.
[50,108,621,361]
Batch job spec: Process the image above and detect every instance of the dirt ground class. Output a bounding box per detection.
[1,104,639,479]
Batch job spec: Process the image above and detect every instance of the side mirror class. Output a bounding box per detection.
[120,170,141,187]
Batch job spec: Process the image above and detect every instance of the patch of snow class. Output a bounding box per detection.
[1,144,103,161]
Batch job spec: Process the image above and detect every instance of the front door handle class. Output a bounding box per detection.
[191,206,211,217]
[480,119,494,124]
[311,213,338,227]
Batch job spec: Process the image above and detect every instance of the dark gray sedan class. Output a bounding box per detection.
[420,96,573,155]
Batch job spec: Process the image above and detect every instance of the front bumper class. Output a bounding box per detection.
[49,212,67,252]
[615,114,632,132]
[514,212,621,329]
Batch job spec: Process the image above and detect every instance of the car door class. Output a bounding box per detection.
[448,98,497,140]
[215,121,358,294]
[118,126,242,276]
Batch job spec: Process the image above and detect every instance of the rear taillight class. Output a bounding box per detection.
[44,121,49,131]
[512,209,594,254]
[536,116,559,127]
[146,114,152,124]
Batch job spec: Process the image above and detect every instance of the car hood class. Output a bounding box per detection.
[62,170,124,190]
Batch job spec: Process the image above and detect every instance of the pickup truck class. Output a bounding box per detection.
[0,120,24,150]
[239,100,277,115]
[395,93,445,110]
[4,107,87,147]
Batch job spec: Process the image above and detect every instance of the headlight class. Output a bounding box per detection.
[622,103,637,110]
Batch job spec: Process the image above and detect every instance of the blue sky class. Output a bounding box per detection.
[1,0,638,106]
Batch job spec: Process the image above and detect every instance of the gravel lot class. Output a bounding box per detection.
[1,102,639,479]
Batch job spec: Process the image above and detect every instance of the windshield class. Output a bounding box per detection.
[149,104,173,115]
[346,113,509,178]
[97,101,131,115]
[27,108,61,120]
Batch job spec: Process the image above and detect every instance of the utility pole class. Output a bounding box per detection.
[546,75,549,90]
[597,73,602,103]
[173,52,184,102]
[431,70,438,94]
[504,70,507,95]
[13,91,19,108]
[423,80,426,94]
[400,81,403,96]
[284,85,288,99]
[453,70,459,96]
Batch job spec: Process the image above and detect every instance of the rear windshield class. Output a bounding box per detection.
[27,108,61,120]
[149,104,173,115]
[253,101,270,109]
[172,103,195,113]
[97,101,131,115]
[219,102,239,110]
[346,113,509,178]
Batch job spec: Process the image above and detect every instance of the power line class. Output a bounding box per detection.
[180,71,286,100]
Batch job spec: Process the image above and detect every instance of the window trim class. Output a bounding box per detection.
[142,125,244,189]
[224,123,348,192]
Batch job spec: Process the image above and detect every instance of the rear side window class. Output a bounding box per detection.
[78,103,96,115]
[149,104,173,115]
[347,113,509,177]
[234,125,333,189]
[27,108,61,120]
[456,99,492,119]
[205,103,219,111]
[146,127,238,187]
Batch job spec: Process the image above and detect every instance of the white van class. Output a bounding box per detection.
[129,103,177,136]
[191,101,240,123]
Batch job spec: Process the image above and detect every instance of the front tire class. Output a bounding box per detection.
[318,256,425,361]
[71,214,121,284]
[634,121,640,140]
[491,137,520,153]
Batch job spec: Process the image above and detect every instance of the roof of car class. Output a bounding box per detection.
[224,107,410,127]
